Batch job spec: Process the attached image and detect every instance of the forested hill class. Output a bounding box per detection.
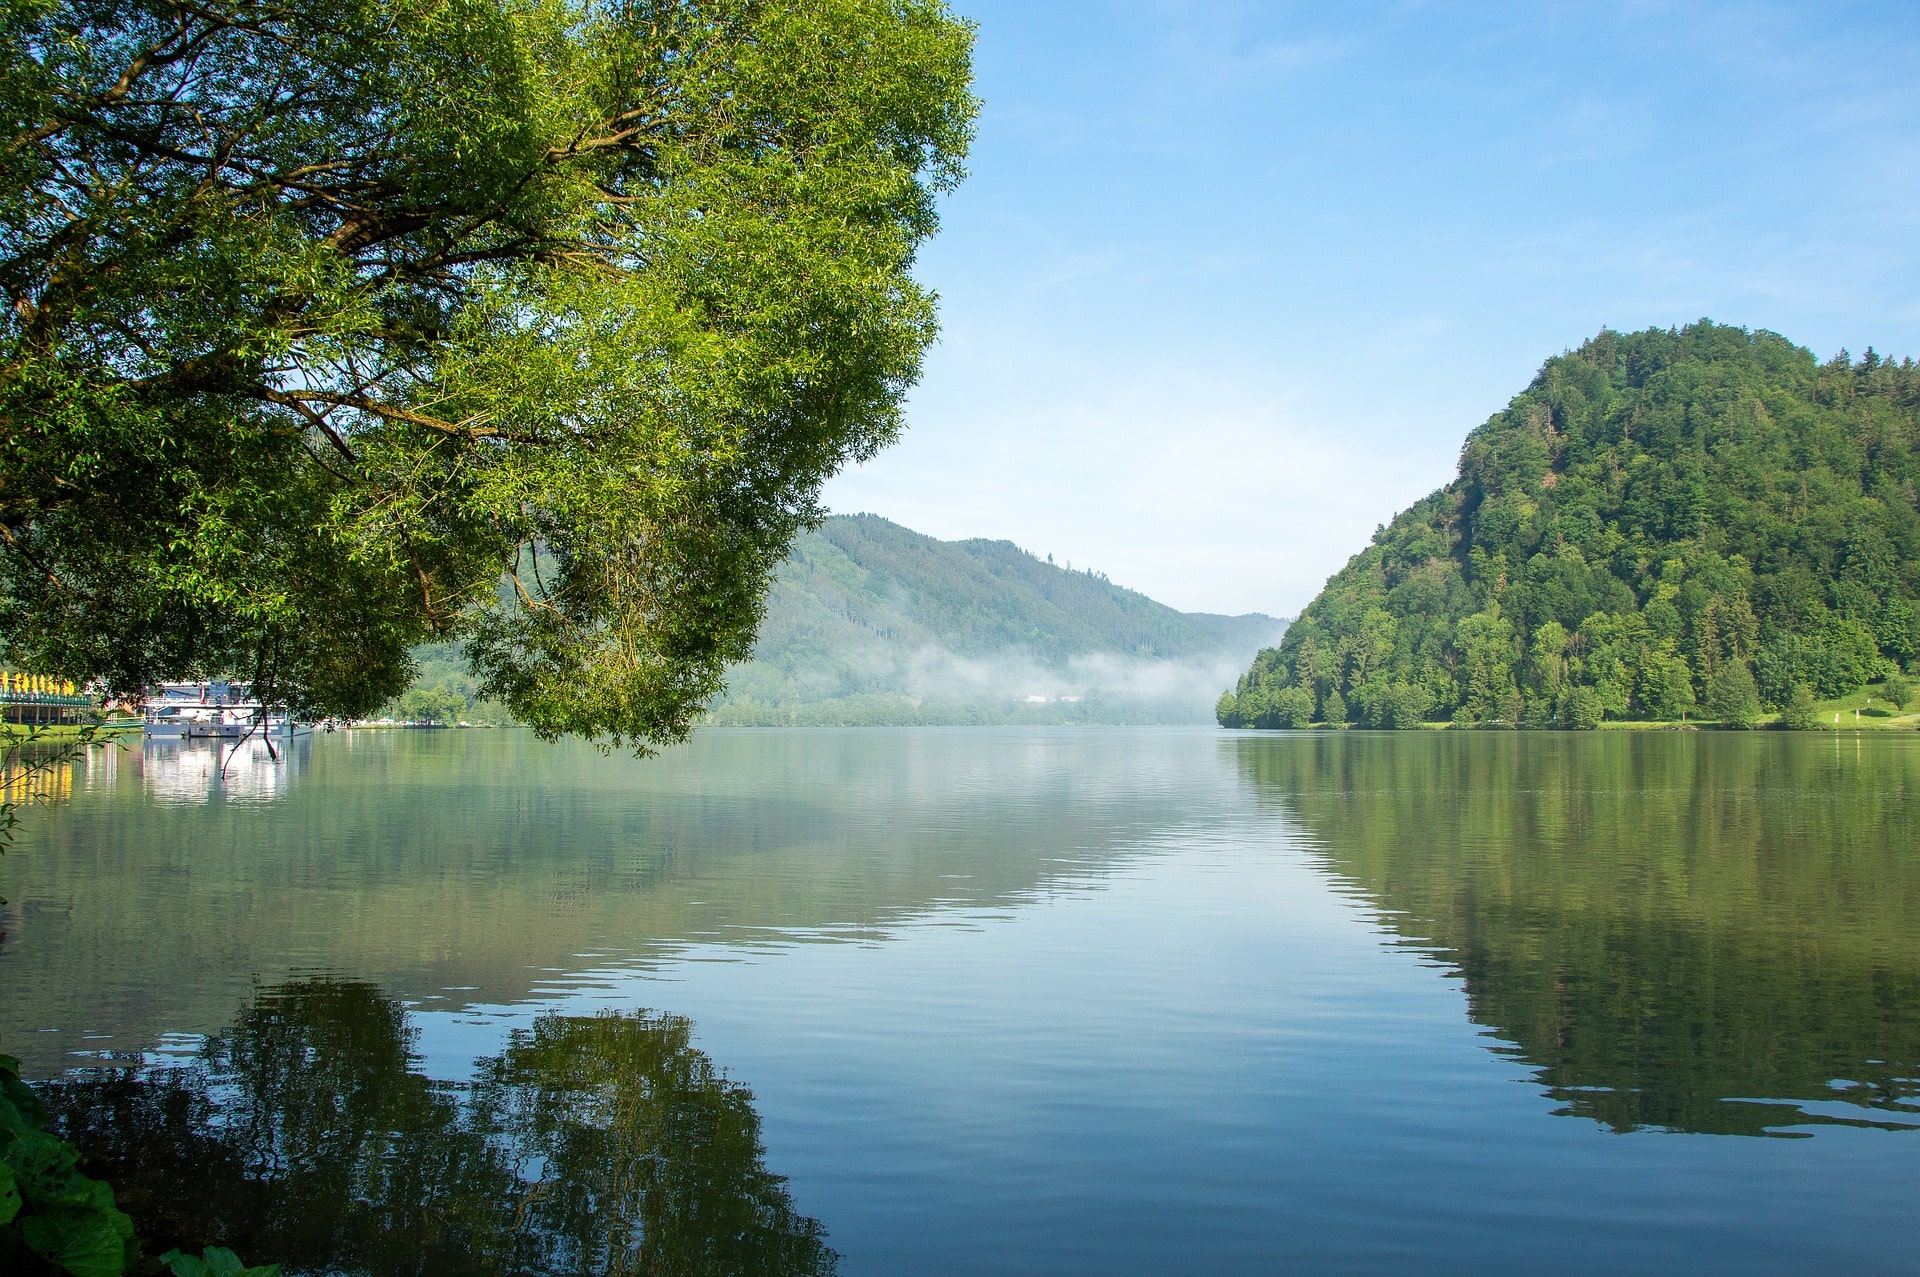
[712,514,1286,724]
[1219,322,1920,729]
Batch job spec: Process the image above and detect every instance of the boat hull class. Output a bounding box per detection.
[143,721,310,739]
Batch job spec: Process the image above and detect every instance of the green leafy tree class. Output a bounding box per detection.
[1884,672,1914,711]
[1779,683,1821,730]
[1321,688,1347,727]
[0,0,976,748]
[1351,677,1427,729]
[1526,619,1569,699]
[1578,612,1639,721]
[1276,684,1315,728]
[1563,686,1604,731]
[1520,694,1555,730]
[394,682,466,725]
[1705,660,1763,729]
[1453,609,1518,725]
[1640,650,1697,721]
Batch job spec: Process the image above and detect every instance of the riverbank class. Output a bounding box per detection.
[1316,687,1920,731]
[1,720,141,746]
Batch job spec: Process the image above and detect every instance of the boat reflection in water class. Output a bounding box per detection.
[142,734,312,806]
[42,978,837,1277]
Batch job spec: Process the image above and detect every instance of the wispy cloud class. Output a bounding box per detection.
[831,0,1920,616]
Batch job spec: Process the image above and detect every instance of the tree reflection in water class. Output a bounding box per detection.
[40,979,837,1276]
[1234,733,1920,1137]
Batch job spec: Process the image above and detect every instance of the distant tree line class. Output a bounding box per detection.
[1220,323,1920,729]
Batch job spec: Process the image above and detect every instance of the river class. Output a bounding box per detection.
[2,727,1916,1273]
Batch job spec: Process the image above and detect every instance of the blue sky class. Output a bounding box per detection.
[820,0,1920,617]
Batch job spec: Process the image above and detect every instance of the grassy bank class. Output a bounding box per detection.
[1292,681,1920,732]
[1,719,140,746]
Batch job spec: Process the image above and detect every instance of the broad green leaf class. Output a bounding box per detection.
[0,1160,21,1225]
[202,1247,245,1277]
[0,1066,49,1134]
[161,1246,283,1277]
[21,1205,130,1277]
[158,1249,212,1277]
[7,1127,81,1194]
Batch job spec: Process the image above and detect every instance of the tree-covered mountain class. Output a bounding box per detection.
[385,516,1284,726]
[1220,322,1920,729]
[713,514,1286,724]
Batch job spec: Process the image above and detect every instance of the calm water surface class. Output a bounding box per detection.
[2,727,1917,1274]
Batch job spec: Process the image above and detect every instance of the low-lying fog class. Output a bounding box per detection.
[717,635,1281,724]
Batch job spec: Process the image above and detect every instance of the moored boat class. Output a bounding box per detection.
[142,681,311,739]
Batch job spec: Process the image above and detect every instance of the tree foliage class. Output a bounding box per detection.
[1778,683,1820,731]
[0,0,976,747]
[1703,659,1761,729]
[1221,323,1920,729]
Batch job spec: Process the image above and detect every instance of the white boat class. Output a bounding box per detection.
[142,681,311,739]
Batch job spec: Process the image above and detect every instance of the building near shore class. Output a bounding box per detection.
[0,670,93,727]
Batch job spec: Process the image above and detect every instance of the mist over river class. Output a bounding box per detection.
[3,728,1917,1273]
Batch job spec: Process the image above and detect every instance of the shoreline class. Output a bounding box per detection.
[1,720,141,746]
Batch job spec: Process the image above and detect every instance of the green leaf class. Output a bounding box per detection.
[6,1126,82,1197]
[0,1160,21,1225]
[0,1064,50,1135]
[21,1204,130,1277]
[161,1246,282,1277]
[158,1249,212,1277]
[202,1247,247,1277]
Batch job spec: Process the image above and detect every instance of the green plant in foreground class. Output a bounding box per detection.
[159,1246,281,1277]
[1,1055,136,1277]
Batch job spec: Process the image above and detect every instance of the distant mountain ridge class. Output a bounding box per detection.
[711,514,1286,724]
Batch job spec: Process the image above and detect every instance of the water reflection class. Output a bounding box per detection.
[142,735,311,806]
[2,741,79,808]
[1233,733,1920,1136]
[3,729,1217,1075]
[42,978,835,1276]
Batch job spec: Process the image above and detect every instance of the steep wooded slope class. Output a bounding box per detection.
[716,514,1286,724]
[1220,322,1920,728]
